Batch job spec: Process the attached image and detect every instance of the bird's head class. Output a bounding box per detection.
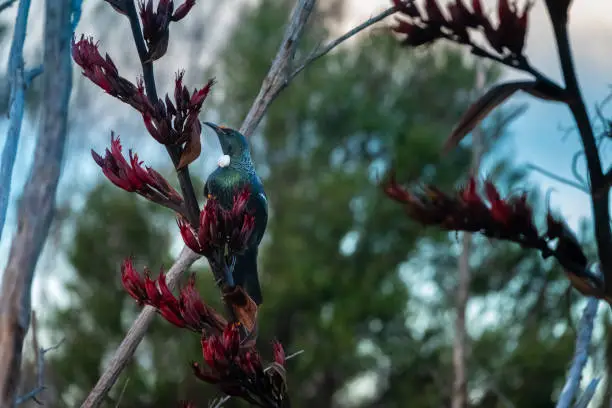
[204,122,250,160]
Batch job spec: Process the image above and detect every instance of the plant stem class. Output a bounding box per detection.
[548,11,612,294]
[125,0,201,225]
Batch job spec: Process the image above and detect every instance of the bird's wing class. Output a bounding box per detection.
[251,191,268,246]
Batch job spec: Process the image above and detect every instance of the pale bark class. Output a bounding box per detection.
[0,1,74,406]
[451,65,485,408]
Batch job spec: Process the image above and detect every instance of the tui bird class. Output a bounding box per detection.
[203,122,268,305]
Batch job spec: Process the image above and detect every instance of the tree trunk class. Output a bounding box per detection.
[451,65,485,408]
[0,1,73,405]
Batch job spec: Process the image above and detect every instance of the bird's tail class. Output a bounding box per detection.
[234,248,263,305]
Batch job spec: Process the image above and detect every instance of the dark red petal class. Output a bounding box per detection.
[179,274,208,329]
[189,78,215,109]
[424,0,447,24]
[172,0,196,21]
[222,324,240,357]
[121,258,147,301]
[177,218,203,254]
[143,268,161,304]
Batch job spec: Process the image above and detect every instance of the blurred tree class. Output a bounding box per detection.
[42,0,581,407]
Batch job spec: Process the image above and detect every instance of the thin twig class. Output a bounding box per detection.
[526,163,589,193]
[0,0,16,14]
[556,297,599,408]
[15,313,65,406]
[572,377,600,408]
[114,378,130,408]
[238,0,316,138]
[290,5,398,80]
[571,151,589,190]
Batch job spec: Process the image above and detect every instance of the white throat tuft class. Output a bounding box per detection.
[217,154,231,168]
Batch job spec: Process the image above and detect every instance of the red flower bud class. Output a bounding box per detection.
[177,217,204,254]
[190,78,215,109]
[121,258,147,302]
[179,274,208,328]
[222,324,241,358]
[143,268,161,304]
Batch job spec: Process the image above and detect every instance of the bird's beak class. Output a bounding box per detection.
[203,122,221,133]
[204,122,229,133]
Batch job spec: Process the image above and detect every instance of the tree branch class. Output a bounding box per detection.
[556,297,599,408]
[1,0,33,244]
[545,5,612,294]
[238,0,316,137]
[15,313,64,406]
[572,377,600,408]
[0,0,74,406]
[0,0,16,14]
[289,5,398,80]
[452,65,485,408]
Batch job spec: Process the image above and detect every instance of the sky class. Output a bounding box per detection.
[0,0,612,400]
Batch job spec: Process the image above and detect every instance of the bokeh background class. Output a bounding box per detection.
[1,0,612,406]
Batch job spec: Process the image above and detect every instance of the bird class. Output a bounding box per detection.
[203,122,268,305]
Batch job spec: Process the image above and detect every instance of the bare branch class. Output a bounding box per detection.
[452,65,485,408]
[113,378,130,408]
[0,0,74,405]
[572,377,600,408]
[545,4,612,294]
[556,297,599,408]
[290,5,398,80]
[526,163,589,193]
[239,0,316,137]
[1,0,33,243]
[0,0,16,14]
[15,312,64,405]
